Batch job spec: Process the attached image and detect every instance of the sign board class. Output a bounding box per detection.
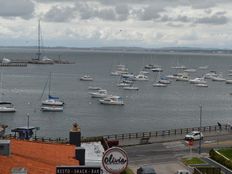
[102,147,128,173]
[56,166,101,174]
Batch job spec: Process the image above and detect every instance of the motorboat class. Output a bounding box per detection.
[184,68,196,73]
[42,95,64,106]
[198,65,208,70]
[171,65,186,70]
[158,76,171,84]
[0,102,16,113]
[204,71,218,79]
[123,86,139,90]
[89,89,108,98]
[88,86,102,90]
[151,67,163,72]
[225,80,232,84]
[176,73,190,81]
[211,75,225,82]
[2,57,11,64]
[41,106,63,112]
[80,75,93,81]
[144,64,160,69]
[134,74,149,81]
[195,83,208,87]
[99,95,124,105]
[189,77,207,84]
[117,82,131,87]
[152,83,167,87]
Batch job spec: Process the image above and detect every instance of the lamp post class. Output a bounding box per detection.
[27,113,30,129]
[198,105,202,154]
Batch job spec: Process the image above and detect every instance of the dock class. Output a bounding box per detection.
[0,63,27,67]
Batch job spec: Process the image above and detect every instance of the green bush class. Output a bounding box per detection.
[209,148,232,170]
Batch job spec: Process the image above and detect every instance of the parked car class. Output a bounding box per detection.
[137,165,156,174]
[176,169,191,174]
[184,131,203,141]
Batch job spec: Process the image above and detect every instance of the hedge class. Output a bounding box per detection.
[209,148,232,170]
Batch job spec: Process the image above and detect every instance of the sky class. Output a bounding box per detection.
[0,0,232,48]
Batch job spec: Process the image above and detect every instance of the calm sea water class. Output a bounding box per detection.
[0,47,232,138]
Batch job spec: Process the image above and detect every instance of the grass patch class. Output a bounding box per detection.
[121,168,135,174]
[218,148,232,160]
[182,157,206,165]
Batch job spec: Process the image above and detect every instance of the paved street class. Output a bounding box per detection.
[123,133,232,173]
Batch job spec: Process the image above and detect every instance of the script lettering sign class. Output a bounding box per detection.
[102,147,128,173]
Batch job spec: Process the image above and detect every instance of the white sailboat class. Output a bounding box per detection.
[0,72,16,113]
[32,20,54,64]
[41,73,64,112]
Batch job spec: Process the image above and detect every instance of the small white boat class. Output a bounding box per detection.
[2,57,11,64]
[204,71,218,79]
[41,106,63,112]
[159,77,171,84]
[151,67,163,72]
[198,65,208,70]
[152,83,167,87]
[225,80,232,84]
[171,65,186,69]
[184,68,196,73]
[123,86,139,90]
[176,73,190,82]
[80,75,93,81]
[117,82,131,87]
[195,83,208,87]
[0,102,16,113]
[189,77,207,84]
[99,95,124,105]
[88,86,102,90]
[144,64,160,69]
[211,75,225,82]
[89,89,108,98]
[134,74,149,81]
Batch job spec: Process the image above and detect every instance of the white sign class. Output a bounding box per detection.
[102,147,128,173]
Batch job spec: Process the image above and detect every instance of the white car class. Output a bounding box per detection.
[184,131,203,141]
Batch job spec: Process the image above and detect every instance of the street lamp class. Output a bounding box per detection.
[198,105,202,154]
[27,113,30,129]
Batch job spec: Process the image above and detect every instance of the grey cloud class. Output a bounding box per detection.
[196,14,228,25]
[115,5,129,21]
[160,11,228,26]
[0,0,34,19]
[43,6,75,22]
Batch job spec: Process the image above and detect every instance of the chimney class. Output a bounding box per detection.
[0,140,10,156]
[69,122,81,147]
[75,147,85,165]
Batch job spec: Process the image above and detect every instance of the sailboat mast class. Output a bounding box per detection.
[37,19,41,60]
[48,72,51,96]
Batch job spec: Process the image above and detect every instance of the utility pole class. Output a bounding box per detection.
[198,105,202,154]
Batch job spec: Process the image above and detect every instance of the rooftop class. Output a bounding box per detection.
[0,139,79,174]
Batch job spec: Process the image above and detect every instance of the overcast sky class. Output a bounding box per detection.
[0,0,232,48]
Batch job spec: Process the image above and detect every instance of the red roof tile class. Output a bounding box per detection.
[0,139,79,174]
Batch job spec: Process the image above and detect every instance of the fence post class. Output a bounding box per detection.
[149,132,151,137]
[209,126,211,132]
[156,131,158,136]
[136,133,138,138]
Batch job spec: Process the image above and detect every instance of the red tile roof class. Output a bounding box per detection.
[0,139,79,174]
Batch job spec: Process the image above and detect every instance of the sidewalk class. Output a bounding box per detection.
[119,130,231,146]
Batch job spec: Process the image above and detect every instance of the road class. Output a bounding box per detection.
[123,134,232,173]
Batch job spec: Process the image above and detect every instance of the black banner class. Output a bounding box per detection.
[56,166,101,174]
